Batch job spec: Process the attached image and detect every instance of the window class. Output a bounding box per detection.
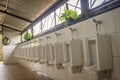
[89,0,111,9]
[28,29,32,35]
[32,0,81,34]
[48,12,55,28]
[67,0,81,14]
[55,4,66,25]
[22,32,26,41]
[33,22,41,36]
[41,17,48,32]
[41,12,55,32]
[31,0,82,34]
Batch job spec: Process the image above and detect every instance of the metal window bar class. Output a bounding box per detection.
[43,17,47,31]
[42,19,45,31]
[56,6,62,24]
[42,17,47,31]
[65,3,69,10]
[56,4,65,24]
[44,17,48,30]
[51,13,56,27]
[90,0,96,9]
[54,10,56,26]
[67,3,81,9]
[33,26,36,35]
[38,22,41,33]
[47,16,50,29]
[45,16,48,29]
[47,16,49,29]
[41,19,44,32]
[66,0,81,9]
[75,0,80,10]
[50,13,55,27]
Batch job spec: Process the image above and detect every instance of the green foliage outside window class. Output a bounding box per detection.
[59,9,79,25]
[23,31,32,41]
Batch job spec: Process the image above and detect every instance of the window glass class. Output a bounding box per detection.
[38,21,42,32]
[33,22,41,36]
[42,17,47,31]
[39,12,55,32]
[49,12,55,28]
[22,32,26,41]
[67,0,81,14]
[55,4,66,25]
[28,28,32,35]
[89,0,111,9]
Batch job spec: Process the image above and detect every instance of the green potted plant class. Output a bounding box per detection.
[59,9,79,26]
[23,31,32,41]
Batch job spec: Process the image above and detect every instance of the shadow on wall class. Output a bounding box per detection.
[3,45,18,64]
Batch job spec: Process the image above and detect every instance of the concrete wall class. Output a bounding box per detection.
[17,7,120,80]
[3,28,21,64]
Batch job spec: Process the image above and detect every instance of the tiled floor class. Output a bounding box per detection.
[0,62,53,80]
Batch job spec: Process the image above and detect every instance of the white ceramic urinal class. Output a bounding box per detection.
[39,45,46,64]
[84,35,113,71]
[54,43,64,69]
[34,46,39,63]
[49,44,55,65]
[63,39,83,73]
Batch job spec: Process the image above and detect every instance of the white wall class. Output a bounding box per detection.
[3,28,21,64]
[3,45,17,64]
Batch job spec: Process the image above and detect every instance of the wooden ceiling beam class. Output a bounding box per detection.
[0,9,32,23]
[1,24,22,32]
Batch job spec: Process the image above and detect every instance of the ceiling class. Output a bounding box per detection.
[0,0,57,32]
